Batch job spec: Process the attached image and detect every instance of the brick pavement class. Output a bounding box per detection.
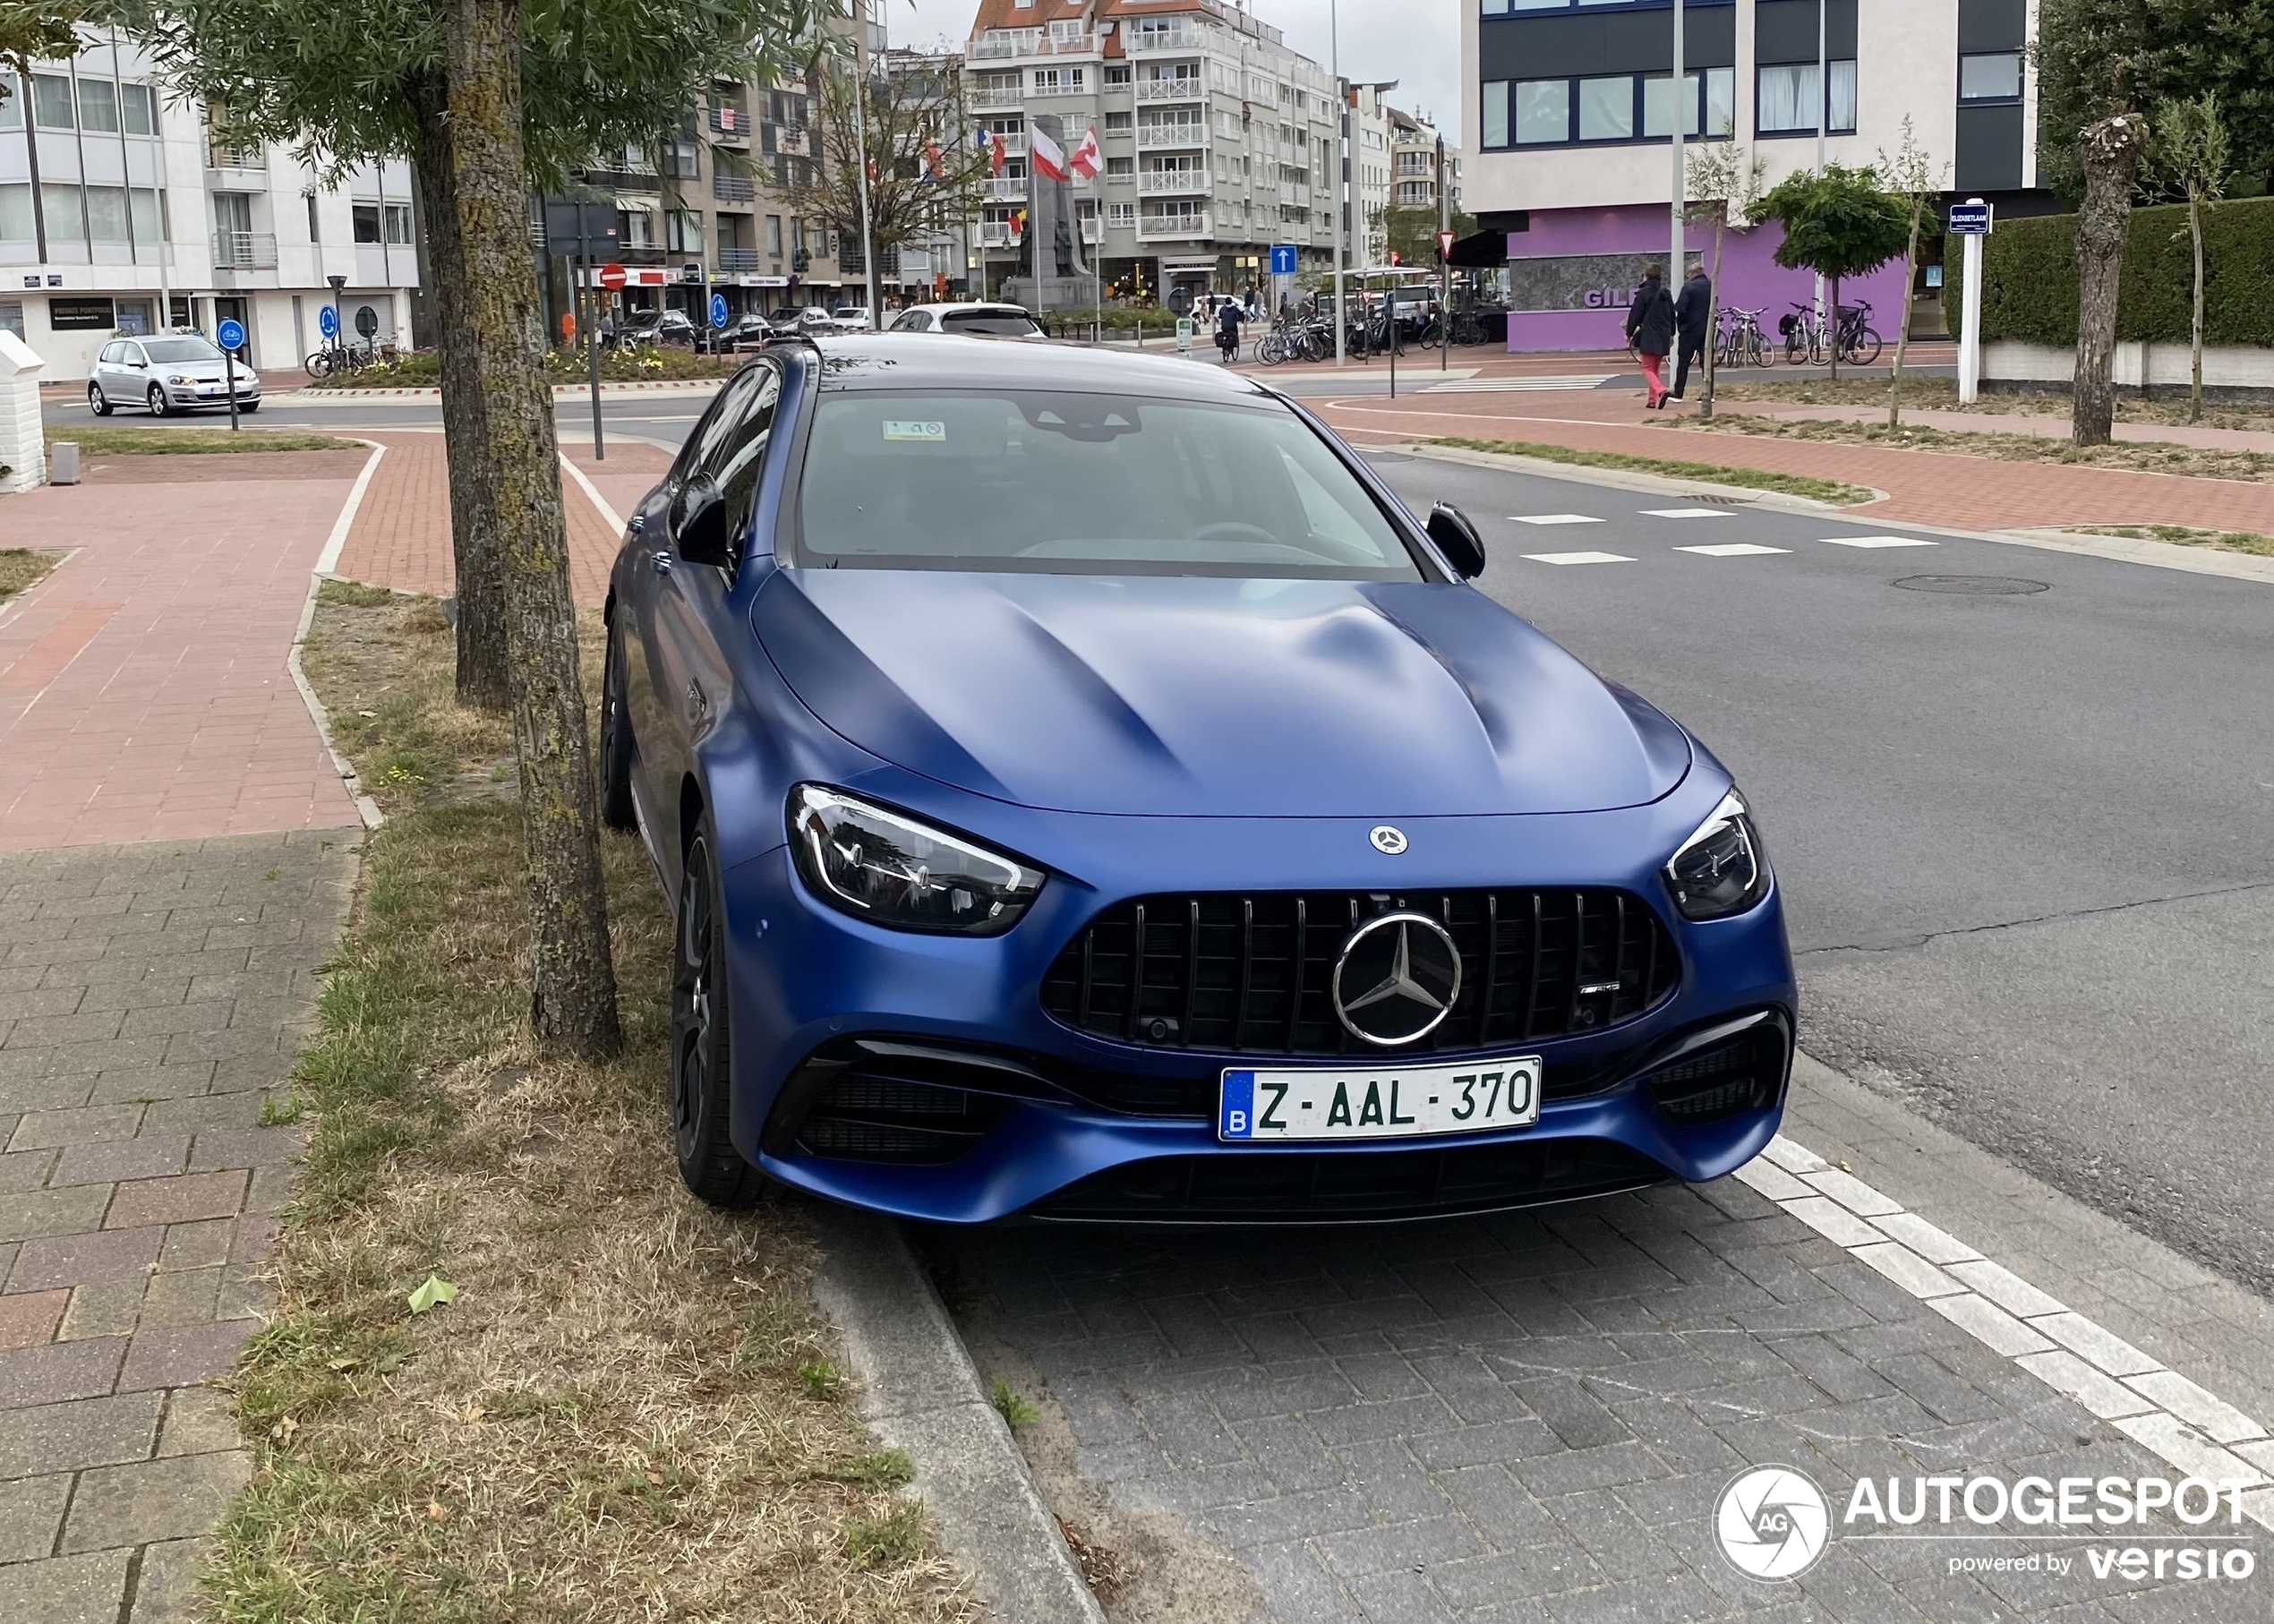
[0,829,356,1624]
[0,462,363,850]
[330,430,668,607]
[947,1180,2254,1624]
[1312,392,2274,534]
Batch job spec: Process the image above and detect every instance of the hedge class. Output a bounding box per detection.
[1945,194,2274,349]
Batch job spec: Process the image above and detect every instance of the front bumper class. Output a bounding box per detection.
[166,382,260,406]
[717,806,1797,1225]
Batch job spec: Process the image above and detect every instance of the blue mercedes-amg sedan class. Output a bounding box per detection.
[601,336,1794,1223]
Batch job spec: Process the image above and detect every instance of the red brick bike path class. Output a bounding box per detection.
[0,453,370,851]
[1311,389,2274,534]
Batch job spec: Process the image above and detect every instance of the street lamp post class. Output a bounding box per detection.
[1671,0,1685,304]
[1331,0,1345,367]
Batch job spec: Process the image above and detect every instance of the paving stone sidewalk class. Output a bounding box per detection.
[0,829,356,1624]
[947,1178,2259,1623]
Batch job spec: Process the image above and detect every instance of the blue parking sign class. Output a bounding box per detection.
[1270,244,1297,276]
[709,292,730,329]
[216,318,245,351]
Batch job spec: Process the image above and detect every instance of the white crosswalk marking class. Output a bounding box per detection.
[1421,373,1619,393]
[1823,534,1939,548]
[1522,551,1634,566]
[1639,508,1733,519]
[1506,513,1603,526]
[1676,543,1791,558]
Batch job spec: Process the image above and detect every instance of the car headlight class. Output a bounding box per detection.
[787,784,1043,935]
[167,373,192,384]
[1663,790,1770,921]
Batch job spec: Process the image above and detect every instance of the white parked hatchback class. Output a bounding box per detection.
[886,303,1047,339]
[89,333,261,417]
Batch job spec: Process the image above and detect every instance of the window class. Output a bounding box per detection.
[1104,110,1132,132]
[0,302,23,341]
[1960,51,2022,102]
[42,184,83,239]
[30,73,73,128]
[1642,68,1735,139]
[352,202,381,244]
[1577,76,1632,141]
[86,186,130,243]
[1513,80,1569,145]
[662,137,699,178]
[765,214,782,254]
[0,86,18,129]
[0,184,31,241]
[1757,60,1856,135]
[133,188,163,243]
[1107,201,1134,226]
[1105,64,1130,86]
[667,210,704,252]
[620,209,657,248]
[122,82,155,135]
[79,79,119,132]
[1106,155,1133,176]
[384,202,413,244]
[1048,18,1084,42]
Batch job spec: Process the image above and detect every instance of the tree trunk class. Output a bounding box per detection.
[1888,205,1922,430]
[445,0,621,1056]
[2189,189,2206,423]
[1701,209,1723,418]
[1827,274,1841,382]
[406,77,512,714]
[2073,112,2146,448]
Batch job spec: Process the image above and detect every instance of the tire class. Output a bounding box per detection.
[596,620,637,832]
[671,828,766,1208]
[1846,327,1884,366]
[146,383,171,418]
[238,400,260,414]
[304,352,333,379]
[88,383,111,416]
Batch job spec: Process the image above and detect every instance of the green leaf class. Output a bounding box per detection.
[406,1273,458,1313]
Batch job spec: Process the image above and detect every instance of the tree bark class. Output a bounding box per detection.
[1889,202,1920,430]
[2189,188,2206,423]
[1827,274,1841,382]
[406,75,512,714]
[445,0,621,1056]
[2073,112,2146,448]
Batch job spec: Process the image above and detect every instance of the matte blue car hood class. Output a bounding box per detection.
[753,570,1689,817]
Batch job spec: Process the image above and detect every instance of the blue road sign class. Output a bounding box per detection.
[1270,244,1298,276]
[318,304,338,338]
[1949,201,1993,235]
[216,318,245,351]
[709,292,730,329]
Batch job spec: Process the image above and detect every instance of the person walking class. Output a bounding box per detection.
[1625,263,1676,409]
[1671,259,1712,401]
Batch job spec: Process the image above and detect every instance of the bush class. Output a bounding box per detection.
[306,345,739,389]
[1948,195,2274,349]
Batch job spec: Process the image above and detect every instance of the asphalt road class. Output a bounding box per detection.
[1364,450,2274,1301]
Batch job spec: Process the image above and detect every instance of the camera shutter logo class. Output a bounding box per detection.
[1714,1466,1830,1581]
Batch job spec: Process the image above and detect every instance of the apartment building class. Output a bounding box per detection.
[1460,0,2047,348]
[2,36,417,377]
[1389,107,1461,218]
[1346,89,1463,265]
[962,0,1345,308]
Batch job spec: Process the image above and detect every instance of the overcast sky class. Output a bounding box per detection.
[883,0,1466,147]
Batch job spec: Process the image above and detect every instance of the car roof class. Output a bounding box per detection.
[902,302,1036,318]
[795,332,1279,400]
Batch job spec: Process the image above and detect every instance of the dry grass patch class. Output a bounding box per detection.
[1429,436,1871,504]
[0,548,64,604]
[48,424,364,455]
[1659,411,2274,483]
[2072,524,2274,558]
[209,581,970,1624]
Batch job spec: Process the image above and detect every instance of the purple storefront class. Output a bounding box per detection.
[1497,203,1913,353]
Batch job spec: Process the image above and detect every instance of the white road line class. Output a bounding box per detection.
[314,440,386,575]
[560,452,627,535]
[1675,543,1791,558]
[1639,508,1733,519]
[1738,1136,2274,1528]
[1507,513,1603,526]
[1521,551,1634,566]
[1823,534,1939,549]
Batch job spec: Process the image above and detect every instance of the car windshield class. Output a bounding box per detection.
[942,312,1041,337]
[142,338,224,363]
[796,389,1421,579]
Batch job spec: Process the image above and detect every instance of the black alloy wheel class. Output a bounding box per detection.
[671,830,766,1208]
[597,620,637,831]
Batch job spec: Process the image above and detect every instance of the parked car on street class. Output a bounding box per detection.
[828,305,876,332]
[602,338,1795,1223]
[887,303,1047,339]
[712,313,776,353]
[768,307,837,338]
[621,308,699,347]
[88,333,261,416]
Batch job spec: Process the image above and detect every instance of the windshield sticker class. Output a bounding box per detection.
[883,420,946,443]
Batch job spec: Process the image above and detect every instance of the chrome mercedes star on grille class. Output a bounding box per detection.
[1332,913,1463,1046]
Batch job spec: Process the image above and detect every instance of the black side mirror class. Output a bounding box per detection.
[673,473,735,569]
[1426,503,1487,580]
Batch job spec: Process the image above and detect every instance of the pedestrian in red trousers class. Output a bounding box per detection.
[1625,263,1677,409]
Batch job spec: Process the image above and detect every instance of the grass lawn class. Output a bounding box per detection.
[0,549,64,603]
[206,580,969,1624]
[2074,524,2274,558]
[1663,411,2274,483]
[48,425,365,455]
[1430,436,1872,504]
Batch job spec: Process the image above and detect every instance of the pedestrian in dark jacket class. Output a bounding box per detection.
[1624,263,1676,408]
[1671,260,1711,400]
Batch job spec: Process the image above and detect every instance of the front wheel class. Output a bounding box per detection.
[1844,327,1884,366]
[596,620,637,831]
[671,829,766,1208]
[146,384,172,418]
[238,399,260,414]
[88,383,111,416]
[304,351,335,379]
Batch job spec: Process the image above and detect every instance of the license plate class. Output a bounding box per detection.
[1218,1056,1541,1142]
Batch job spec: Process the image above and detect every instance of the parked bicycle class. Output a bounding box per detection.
[1778,299,1882,367]
[1717,305,1769,371]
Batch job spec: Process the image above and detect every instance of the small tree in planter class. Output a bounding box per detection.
[1683,140,1765,417]
[1876,118,1949,429]
[2150,93,2231,423]
[1757,164,1911,382]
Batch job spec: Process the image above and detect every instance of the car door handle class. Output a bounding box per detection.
[684,678,710,725]
[649,549,673,574]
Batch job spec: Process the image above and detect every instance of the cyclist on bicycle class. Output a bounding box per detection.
[1216,298,1244,363]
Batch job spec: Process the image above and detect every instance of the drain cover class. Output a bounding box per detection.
[1893,575,2050,595]
[1676,492,1745,505]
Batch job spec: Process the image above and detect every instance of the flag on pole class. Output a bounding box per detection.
[1029,124,1069,182]
[1069,124,1101,180]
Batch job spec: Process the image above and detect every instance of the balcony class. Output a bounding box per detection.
[211,230,278,269]
[968,82,1022,110]
[712,173,756,202]
[1136,122,1207,149]
[205,139,264,172]
[1029,76,1090,98]
[1136,75,1206,104]
[970,29,1090,60]
[708,106,751,140]
[977,220,1023,247]
[716,247,764,271]
[1136,210,1209,241]
[1126,24,1210,53]
[1139,169,1209,195]
[986,175,1028,201]
[586,167,661,193]
[1081,218,1100,244]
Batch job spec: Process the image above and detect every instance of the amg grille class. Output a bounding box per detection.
[1040,889,1678,1057]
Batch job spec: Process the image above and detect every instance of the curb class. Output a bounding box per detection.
[809,1203,1106,1624]
[286,439,387,832]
